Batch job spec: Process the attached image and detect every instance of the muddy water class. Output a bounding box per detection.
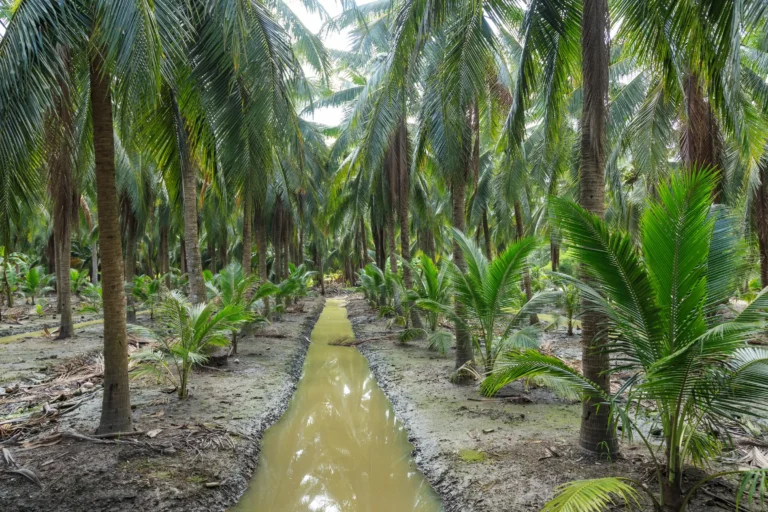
[234,299,442,512]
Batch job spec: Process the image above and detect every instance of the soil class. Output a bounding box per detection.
[343,293,726,512]
[0,294,324,512]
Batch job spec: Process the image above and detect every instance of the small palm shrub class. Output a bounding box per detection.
[452,230,555,374]
[358,263,394,307]
[272,263,317,311]
[21,266,54,305]
[130,274,165,319]
[560,284,579,336]
[79,284,102,313]
[208,262,274,353]
[400,253,454,355]
[131,291,251,399]
[483,170,768,511]
[69,268,92,297]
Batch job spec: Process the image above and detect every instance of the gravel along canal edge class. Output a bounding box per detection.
[0,296,323,512]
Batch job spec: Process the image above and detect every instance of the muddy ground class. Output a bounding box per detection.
[343,294,728,512]
[0,294,323,512]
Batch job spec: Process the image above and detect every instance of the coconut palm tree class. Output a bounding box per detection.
[0,0,188,434]
[483,169,768,511]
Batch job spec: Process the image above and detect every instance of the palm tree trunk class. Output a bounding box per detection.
[124,210,137,322]
[207,236,216,273]
[180,237,187,274]
[47,234,56,275]
[578,0,618,456]
[396,120,421,329]
[173,99,206,304]
[452,172,472,372]
[551,236,560,272]
[90,50,132,435]
[158,224,169,284]
[47,61,76,338]
[360,217,368,265]
[219,232,227,270]
[514,200,539,325]
[255,201,270,315]
[482,210,491,259]
[54,225,74,338]
[756,163,768,288]
[91,241,99,285]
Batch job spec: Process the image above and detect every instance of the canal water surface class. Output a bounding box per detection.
[234,299,443,512]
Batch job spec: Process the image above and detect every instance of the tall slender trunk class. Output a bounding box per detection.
[180,237,187,274]
[482,210,491,259]
[756,162,768,288]
[551,236,560,272]
[360,217,368,265]
[274,201,283,283]
[514,201,538,325]
[49,70,76,338]
[453,172,472,372]
[90,50,132,435]
[124,209,137,282]
[173,99,206,304]
[54,219,74,338]
[207,236,216,273]
[255,201,270,316]
[396,120,421,328]
[219,232,227,270]
[318,246,326,296]
[91,242,99,285]
[158,224,169,284]
[124,209,137,322]
[47,234,56,275]
[578,0,618,456]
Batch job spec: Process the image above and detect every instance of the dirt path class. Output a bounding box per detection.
[343,294,721,512]
[0,295,323,512]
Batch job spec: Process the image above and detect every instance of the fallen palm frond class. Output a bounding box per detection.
[0,353,107,442]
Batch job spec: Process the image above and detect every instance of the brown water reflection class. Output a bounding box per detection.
[233,299,442,512]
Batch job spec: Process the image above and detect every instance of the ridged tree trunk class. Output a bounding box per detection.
[396,120,422,328]
[173,99,206,304]
[124,209,137,322]
[482,210,491,259]
[578,0,618,457]
[207,236,216,273]
[180,237,187,274]
[219,232,227,270]
[756,163,768,288]
[90,51,132,435]
[255,201,270,315]
[47,234,56,275]
[452,171,472,372]
[360,217,368,265]
[158,224,169,283]
[91,242,99,285]
[514,201,538,325]
[48,56,76,339]
[551,237,560,272]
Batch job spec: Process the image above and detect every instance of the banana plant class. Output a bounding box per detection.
[483,170,768,511]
